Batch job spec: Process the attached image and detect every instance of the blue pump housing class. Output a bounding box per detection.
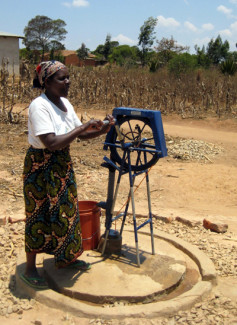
[104,107,167,158]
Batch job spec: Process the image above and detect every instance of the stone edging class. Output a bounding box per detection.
[138,229,217,285]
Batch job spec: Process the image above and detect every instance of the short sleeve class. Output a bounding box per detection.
[29,102,55,136]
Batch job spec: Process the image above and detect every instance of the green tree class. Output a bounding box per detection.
[49,41,65,61]
[23,15,67,60]
[194,45,211,69]
[103,34,119,60]
[109,45,139,66]
[168,53,198,77]
[91,37,119,60]
[111,41,120,49]
[206,35,229,65]
[76,43,89,60]
[155,36,189,64]
[103,34,112,60]
[91,44,105,59]
[138,16,158,66]
[149,36,189,72]
[228,50,237,62]
[19,48,41,63]
[19,48,33,60]
[50,40,65,51]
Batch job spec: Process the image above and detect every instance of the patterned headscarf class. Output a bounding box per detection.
[35,61,66,87]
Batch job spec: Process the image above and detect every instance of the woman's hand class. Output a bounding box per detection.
[100,114,116,133]
[77,116,114,139]
[83,119,104,131]
[83,115,115,136]
[104,114,116,125]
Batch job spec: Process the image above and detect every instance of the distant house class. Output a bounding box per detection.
[55,50,107,68]
[0,31,24,76]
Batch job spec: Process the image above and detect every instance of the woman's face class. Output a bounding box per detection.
[45,67,70,98]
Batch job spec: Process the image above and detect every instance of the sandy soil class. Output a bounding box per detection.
[0,109,236,324]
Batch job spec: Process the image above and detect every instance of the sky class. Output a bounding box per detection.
[1,0,237,53]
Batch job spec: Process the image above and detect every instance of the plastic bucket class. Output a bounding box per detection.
[78,201,101,251]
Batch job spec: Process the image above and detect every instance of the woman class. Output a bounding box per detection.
[21,60,114,289]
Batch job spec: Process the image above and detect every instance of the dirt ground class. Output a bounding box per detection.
[0,108,236,324]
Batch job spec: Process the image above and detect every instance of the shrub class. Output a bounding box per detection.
[220,59,237,76]
[168,53,198,77]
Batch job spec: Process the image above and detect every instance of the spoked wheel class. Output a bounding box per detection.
[110,117,159,171]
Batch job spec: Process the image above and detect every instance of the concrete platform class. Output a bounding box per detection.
[43,231,187,304]
[15,229,217,319]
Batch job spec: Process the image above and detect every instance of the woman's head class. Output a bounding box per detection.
[33,60,70,98]
[33,61,66,89]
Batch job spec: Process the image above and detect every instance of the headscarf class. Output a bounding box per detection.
[35,61,66,87]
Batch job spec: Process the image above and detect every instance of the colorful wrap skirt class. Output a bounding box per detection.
[23,146,83,268]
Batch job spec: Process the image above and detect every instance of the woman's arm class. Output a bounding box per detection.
[39,117,113,151]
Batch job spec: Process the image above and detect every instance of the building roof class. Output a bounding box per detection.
[60,50,76,57]
[60,50,96,59]
[0,31,24,39]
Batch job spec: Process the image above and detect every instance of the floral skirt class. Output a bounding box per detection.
[23,146,83,268]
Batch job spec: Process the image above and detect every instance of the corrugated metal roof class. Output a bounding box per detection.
[0,31,24,39]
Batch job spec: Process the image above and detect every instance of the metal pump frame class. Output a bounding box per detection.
[100,107,167,267]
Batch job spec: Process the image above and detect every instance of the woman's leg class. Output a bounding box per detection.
[21,252,48,288]
[25,252,39,277]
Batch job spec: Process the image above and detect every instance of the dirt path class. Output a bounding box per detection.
[154,116,237,231]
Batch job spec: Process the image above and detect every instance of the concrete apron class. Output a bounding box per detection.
[15,229,217,319]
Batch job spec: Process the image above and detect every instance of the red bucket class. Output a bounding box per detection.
[78,201,101,251]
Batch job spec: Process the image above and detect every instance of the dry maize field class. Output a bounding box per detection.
[1,61,237,123]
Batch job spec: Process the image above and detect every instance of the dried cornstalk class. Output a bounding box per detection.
[1,62,237,121]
